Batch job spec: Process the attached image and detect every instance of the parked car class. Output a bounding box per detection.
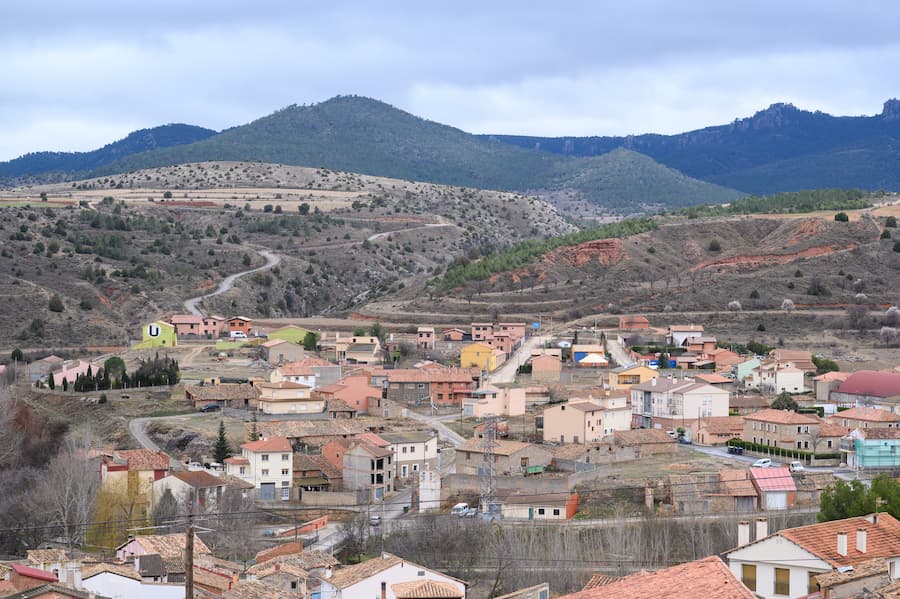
[229,330,248,340]
[789,461,805,473]
[369,515,382,527]
[752,458,773,468]
[727,445,744,455]
[450,502,469,516]
[200,404,221,413]
[463,507,478,517]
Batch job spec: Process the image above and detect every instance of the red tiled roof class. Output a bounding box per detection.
[12,563,58,582]
[743,408,819,425]
[255,541,304,563]
[779,513,900,567]
[814,371,851,382]
[225,457,249,465]
[113,449,170,471]
[354,432,389,447]
[838,371,900,398]
[386,367,481,383]
[694,373,732,384]
[171,470,225,489]
[559,556,753,599]
[834,407,900,422]
[750,467,796,492]
[392,580,463,598]
[241,437,292,452]
[277,363,315,376]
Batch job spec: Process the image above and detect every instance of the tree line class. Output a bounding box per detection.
[677,188,871,218]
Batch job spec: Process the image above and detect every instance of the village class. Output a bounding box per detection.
[1,308,899,599]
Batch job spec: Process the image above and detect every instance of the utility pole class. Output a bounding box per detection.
[185,515,194,599]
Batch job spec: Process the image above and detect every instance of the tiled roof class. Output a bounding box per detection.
[162,555,185,574]
[6,583,99,598]
[293,453,342,479]
[192,565,233,590]
[170,314,203,325]
[261,338,289,348]
[668,325,704,332]
[814,371,851,382]
[350,440,393,458]
[223,580,295,599]
[694,373,732,384]
[838,371,900,398]
[255,541,304,564]
[137,553,166,577]
[120,533,211,558]
[326,398,355,413]
[457,438,536,456]
[256,562,308,579]
[743,408,819,425]
[327,555,402,589]
[814,556,887,588]
[11,563,58,582]
[26,549,67,565]
[185,383,257,401]
[277,363,315,376]
[582,574,621,590]
[779,513,900,567]
[559,556,753,599]
[858,428,900,439]
[249,550,338,573]
[195,555,245,575]
[224,457,249,465]
[819,423,850,437]
[836,406,900,422]
[354,432,390,447]
[257,380,311,390]
[500,491,573,507]
[170,470,226,489]
[392,580,463,598]
[700,416,744,435]
[718,469,757,497]
[386,367,481,383]
[241,437,292,453]
[379,431,435,444]
[112,449,170,471]
[750,467,796,492]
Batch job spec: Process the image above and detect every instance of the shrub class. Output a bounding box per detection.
[749,289,760,299]
[756,323,766,331]
[708,239,721,252]
[163,191,173,199]
[886,216,897,228]
[48,294,64,312]
[727,300,742,312]
[834,212,849,222]
[894,240,900,253]
[882,229,892,240]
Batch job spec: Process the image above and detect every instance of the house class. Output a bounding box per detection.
[281,356,342,387]
[813,371,851,403]
[269,361,317,388]
[608,364,658,390]
[259,339,308,365]
[456,439,552,476]
[750,467,797,510]
[460,342,501,372]
[379,431,438,479]
[99,450,170,512]
[132,320,177,349]
[769,349,817,373]
[81,563,185,598]
[630,377,730,439]
[116,532,211,561]
[707,348,743,372]
[730,393,770,415]
[667,324,705,347]
[202,315,227,338]
[497,322,527,344]
[169,314,205,337]
[831,370,900,411]
[542,394,631,444]
[26,355,64,383]
[151,470,227,513]
[530,354,562,382]
[5,564,59,594]
[471,322,494,343]
[618,315,650,330]
[495,583,551,599]
[226,316,253,336]
[499,491,579,520]
[490,332,513,355]
[255,381,324,415]
[256,420,367,450]
[734,358,761,386]
[831,406,900,429]
[294,453,342,492]
[815,557,894,598]
[224,437,293,501]
[559,555,754,599]
[417,327,435,350]
[605,429,678,456]
[185,382,257,410]
[315,372,382,414]
[462,384,527,418]
[724,513,900,599]
[344,338,383,365]
[25,549,81,589]
[743,409,845,453]
[247,562,308,596]
[747,361,806,394]
[684,336,718,355]
[49,359,97,388]
[442,328,469,342]
[715,469,759,513]
[316,553,466,599]
[696,416,745,445]
[341,440,395,501]
[383,367,481,407]
[693,373,735,392]
[841,427,900,469]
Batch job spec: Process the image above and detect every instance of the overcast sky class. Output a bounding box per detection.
[2,1,899,160]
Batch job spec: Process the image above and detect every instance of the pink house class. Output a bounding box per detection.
[471,322,494,343]
[169,314,226,338]
[51,360,96,387]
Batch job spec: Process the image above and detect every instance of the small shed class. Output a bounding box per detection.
[750,466,796,510]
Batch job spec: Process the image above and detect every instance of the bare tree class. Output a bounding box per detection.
[847,304,869,330]
[881,327,898,346]
[781,299,795,314]
[885,306,900,327]
[0,385,23,468]
[728,300,742,312]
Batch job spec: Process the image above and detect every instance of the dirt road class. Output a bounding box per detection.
[184,249,281,316]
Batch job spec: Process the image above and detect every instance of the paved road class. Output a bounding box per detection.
[184,249,281,316]
[606,336,633,369]
[690,444,859,481]
[405,409,466,446]
[129,415,187,471]
[486,334,548,384]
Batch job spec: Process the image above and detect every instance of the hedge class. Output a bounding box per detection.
[727,438,841,461]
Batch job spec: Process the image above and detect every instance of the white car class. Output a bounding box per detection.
[752,458,772,468]
[789,461,805,472]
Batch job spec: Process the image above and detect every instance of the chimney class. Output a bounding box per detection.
[857,528,867,554]
[756,517,768,540]
[738,521,751,547]
[837,532,848,556]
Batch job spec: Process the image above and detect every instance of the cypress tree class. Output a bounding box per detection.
[213,420,232,464]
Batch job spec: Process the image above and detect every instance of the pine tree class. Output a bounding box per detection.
[213,420,232,464]
[248,412,260,441]
[62,377,68,392]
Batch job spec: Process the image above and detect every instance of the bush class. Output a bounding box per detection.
[48,294,64,312]
[756,323,766,331]
[163,191,172,199]
[886,216,897,228]
[749,289,760,299]
[881,229,892,240]
[708,239,721,252]
[834,212,849,222]
[894,240,900,253]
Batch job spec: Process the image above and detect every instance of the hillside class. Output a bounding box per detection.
[0,124,217,182]
[0,162,574,346]
[0,96,740,212]
[488,100,900,195]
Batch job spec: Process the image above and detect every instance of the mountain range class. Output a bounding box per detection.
[3,96,900,207]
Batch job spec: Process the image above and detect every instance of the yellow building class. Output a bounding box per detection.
[460,342,502,372]
[609,364,658,390]
[132,321,177,349]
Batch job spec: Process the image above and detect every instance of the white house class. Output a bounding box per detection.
[316,553,466,599]
[724,513,900,599]
[631,377,730,439]
[81,566,184,599]
[378,431,438,479]
[747,361,805,394]
[224,437,293,501]
[667,324,705,347]
[151,470,227,513]
[270,361,317,388]
[542,394,631,445]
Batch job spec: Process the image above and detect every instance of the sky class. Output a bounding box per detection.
[2,1,899,161]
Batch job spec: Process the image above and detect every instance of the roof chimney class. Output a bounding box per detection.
[756,517,768,540]
[857,528,867,554]
[738,521,750,547]
[837,532,848,556]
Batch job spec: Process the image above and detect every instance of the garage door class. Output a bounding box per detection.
[766,492,787,510]
[260,483,276,501]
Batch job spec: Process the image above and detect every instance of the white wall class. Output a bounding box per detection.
[726,536,831,599]
[82,573,185,599]
[320,559,465,599]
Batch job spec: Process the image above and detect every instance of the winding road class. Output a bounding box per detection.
[184,249,281,317]
[366,222,455,242]
[129,416,185,471]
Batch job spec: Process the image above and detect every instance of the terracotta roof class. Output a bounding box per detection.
[392,580,463,598]
[551,443,602,460]
[858,428,900,439]
[608,429,676,445]
[838,371,900,398]
[819,423,850,437]
[500,491,574,507]
[750,467,797,492]
[193,565,233,590]
[224,456,249,465]
[162,555,185,574]
[185,383,257,401]
[694,373,732,384]
[241,437,292,453]
[256,562,308,579]
[261,338,288,348]
[814,557,888,588]
[814,371,851,382]
[386,367,481,383]
[170,470,226,489]
[379,431,435,444]
[778,513,900,567]
[170,314,203,325]
[557,400,604,413]
[559,556,753,599]
[248,550,338,573]
[11,563,58,582]
[700,416,744,435]
[119,533,211,558]
[112,449,170,471]
[350,440,393,458]
[582,574,621,590]
[457,438,536,456]
[26,549,67,565]
[219,473,256,489]
[255,541,304,564]
[327,555,402,589]
[277,363,315,376]
[326,398,355,413]
[223,580,295,599]
[743,408,819,425]
[719,469,757,497]
[257,380,311,390]
[836,406,900,422]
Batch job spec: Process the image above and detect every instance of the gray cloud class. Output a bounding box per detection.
[1,0,898,160]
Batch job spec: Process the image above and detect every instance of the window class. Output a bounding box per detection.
[808,571,818,594]
[797,441,801,449]
[281,469,289,476]
[239,467,246,475]
[262,469,269,476]
[410,446,415,453]
[402,447,407,454]
[262,454,269,461]
[741,564,756,592]
[552,508,560,516]
[828,440,833,449]
[282,454,289,461]
[774,567,790,595]
[537,508,545,515]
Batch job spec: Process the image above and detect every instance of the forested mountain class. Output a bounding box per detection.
[487,100,900,194]
[0,124,217,181]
